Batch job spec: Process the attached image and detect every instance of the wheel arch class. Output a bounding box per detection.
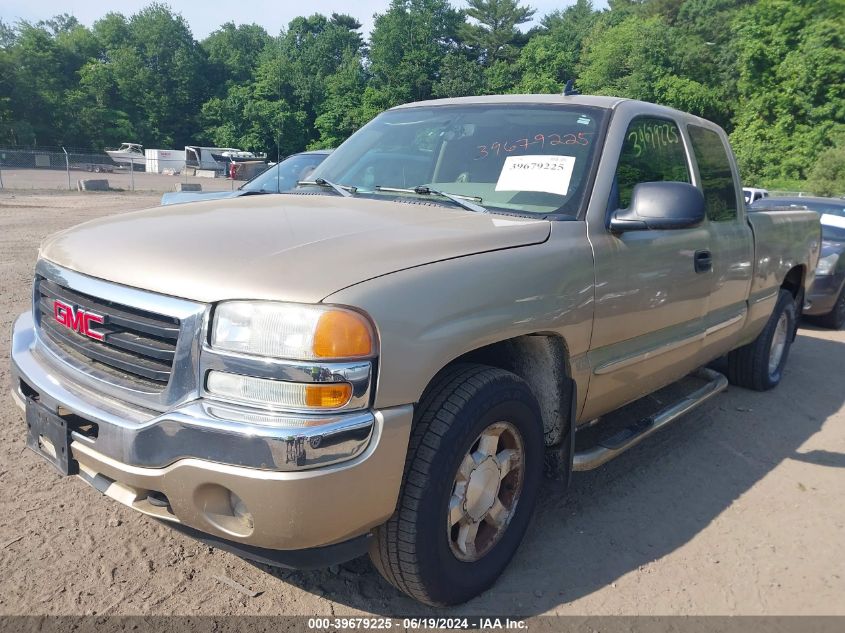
[781,264,805,300]
[438,333,574,449]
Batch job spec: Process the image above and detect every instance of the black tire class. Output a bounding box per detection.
[791,287,804,341]
[817,286,845,330]
[370,363,544,606]
[727,289,796,391]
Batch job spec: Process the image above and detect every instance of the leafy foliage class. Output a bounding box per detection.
[0,0,842,193]
[367,0,463,107]
[460,0,535,66]
[807,144,845,197]
[730,0,845,182]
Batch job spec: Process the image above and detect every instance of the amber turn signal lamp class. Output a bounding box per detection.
[304,383,354,408]
[313,310,374,359]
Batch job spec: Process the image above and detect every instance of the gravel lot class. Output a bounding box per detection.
[1,191,843,617]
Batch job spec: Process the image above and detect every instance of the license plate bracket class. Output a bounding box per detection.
[25,398,77,476]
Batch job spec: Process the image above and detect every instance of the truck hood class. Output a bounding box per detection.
[40,194,550,304]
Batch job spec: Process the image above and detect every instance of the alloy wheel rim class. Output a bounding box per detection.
[768,311,789,376]
[447,421,525,562]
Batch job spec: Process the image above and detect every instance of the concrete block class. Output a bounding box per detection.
[194,169,218,179]
[77,179,110,191]
[174,183,202,192]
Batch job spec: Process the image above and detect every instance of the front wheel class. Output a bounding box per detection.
[727,289,796,391]
[370,364,543,606]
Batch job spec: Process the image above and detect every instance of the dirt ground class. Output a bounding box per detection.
[0,191,843,617]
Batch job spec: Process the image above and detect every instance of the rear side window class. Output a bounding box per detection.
[614,117,690,209]
[688,125,739,222]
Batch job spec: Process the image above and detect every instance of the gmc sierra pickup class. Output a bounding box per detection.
[11,95,820,606]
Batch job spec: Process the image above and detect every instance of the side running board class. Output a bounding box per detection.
[572,368,728,471]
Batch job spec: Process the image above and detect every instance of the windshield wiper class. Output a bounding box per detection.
[375,186,488,214]
[296,178,356,197]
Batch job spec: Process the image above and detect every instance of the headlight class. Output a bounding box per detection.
[816,253,839,276]
[211,301,375,360]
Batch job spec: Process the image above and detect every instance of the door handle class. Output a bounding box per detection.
[694,249,712,273]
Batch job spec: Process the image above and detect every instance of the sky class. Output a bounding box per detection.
[1,0,609,40]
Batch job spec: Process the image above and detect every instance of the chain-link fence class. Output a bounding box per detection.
[0,146,263,192]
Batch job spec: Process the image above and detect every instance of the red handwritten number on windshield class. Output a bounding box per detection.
[475,132,589,160]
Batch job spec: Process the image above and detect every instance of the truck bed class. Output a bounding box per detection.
[747,208,821,300]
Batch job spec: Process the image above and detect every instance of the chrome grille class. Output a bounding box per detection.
[36,277,180,390]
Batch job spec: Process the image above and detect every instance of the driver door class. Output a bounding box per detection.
[583,114,711,420]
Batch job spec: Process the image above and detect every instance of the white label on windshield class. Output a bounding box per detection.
[495,155,575,197]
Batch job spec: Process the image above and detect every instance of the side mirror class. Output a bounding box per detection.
[610,181,706,232]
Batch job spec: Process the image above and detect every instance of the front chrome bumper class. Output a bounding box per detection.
[11,311,413,550]
[12,311,376,471]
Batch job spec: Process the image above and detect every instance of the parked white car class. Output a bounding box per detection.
[743,187,769,204]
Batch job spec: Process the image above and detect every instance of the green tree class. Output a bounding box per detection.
[119,4,210,147]
[0,19,15,47]
[515,0,597,93]
[278,13,364,118]
[807,144,845,196]
[577,13,724,122]
[460,0,535,66]
[313,53,370,148]
[578,15,673,100]
[0,20,17,141]
[432,52,486,97]
[91,12,131,50]
[202,23,271,89]
[367,0,464,107]
[730,0,845,181]
[201,13,364,157]
[4,22,71,145]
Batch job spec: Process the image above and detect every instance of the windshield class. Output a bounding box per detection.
[823,225,845,241]
[822,214,845,241]
[307,104,608,216]
[241,153,328,193]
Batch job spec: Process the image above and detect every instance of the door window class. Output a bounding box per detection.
[613,117,690,209]
[688,125,739,222]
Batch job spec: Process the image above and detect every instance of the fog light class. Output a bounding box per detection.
[206,371,353,410]
[194,483,254,537]
[229,492,253,530]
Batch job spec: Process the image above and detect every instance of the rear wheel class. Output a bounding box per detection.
[727,289,796,391]
[370,364,543,606]
[817,286,845,330]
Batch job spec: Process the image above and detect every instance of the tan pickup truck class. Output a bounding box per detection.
[11,95,820,606]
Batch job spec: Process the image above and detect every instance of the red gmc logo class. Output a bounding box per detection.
[53,299,106,342]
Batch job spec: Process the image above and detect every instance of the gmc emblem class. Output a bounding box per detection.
[53,299,106,342]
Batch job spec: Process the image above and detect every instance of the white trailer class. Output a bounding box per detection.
[145,149,185,174]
